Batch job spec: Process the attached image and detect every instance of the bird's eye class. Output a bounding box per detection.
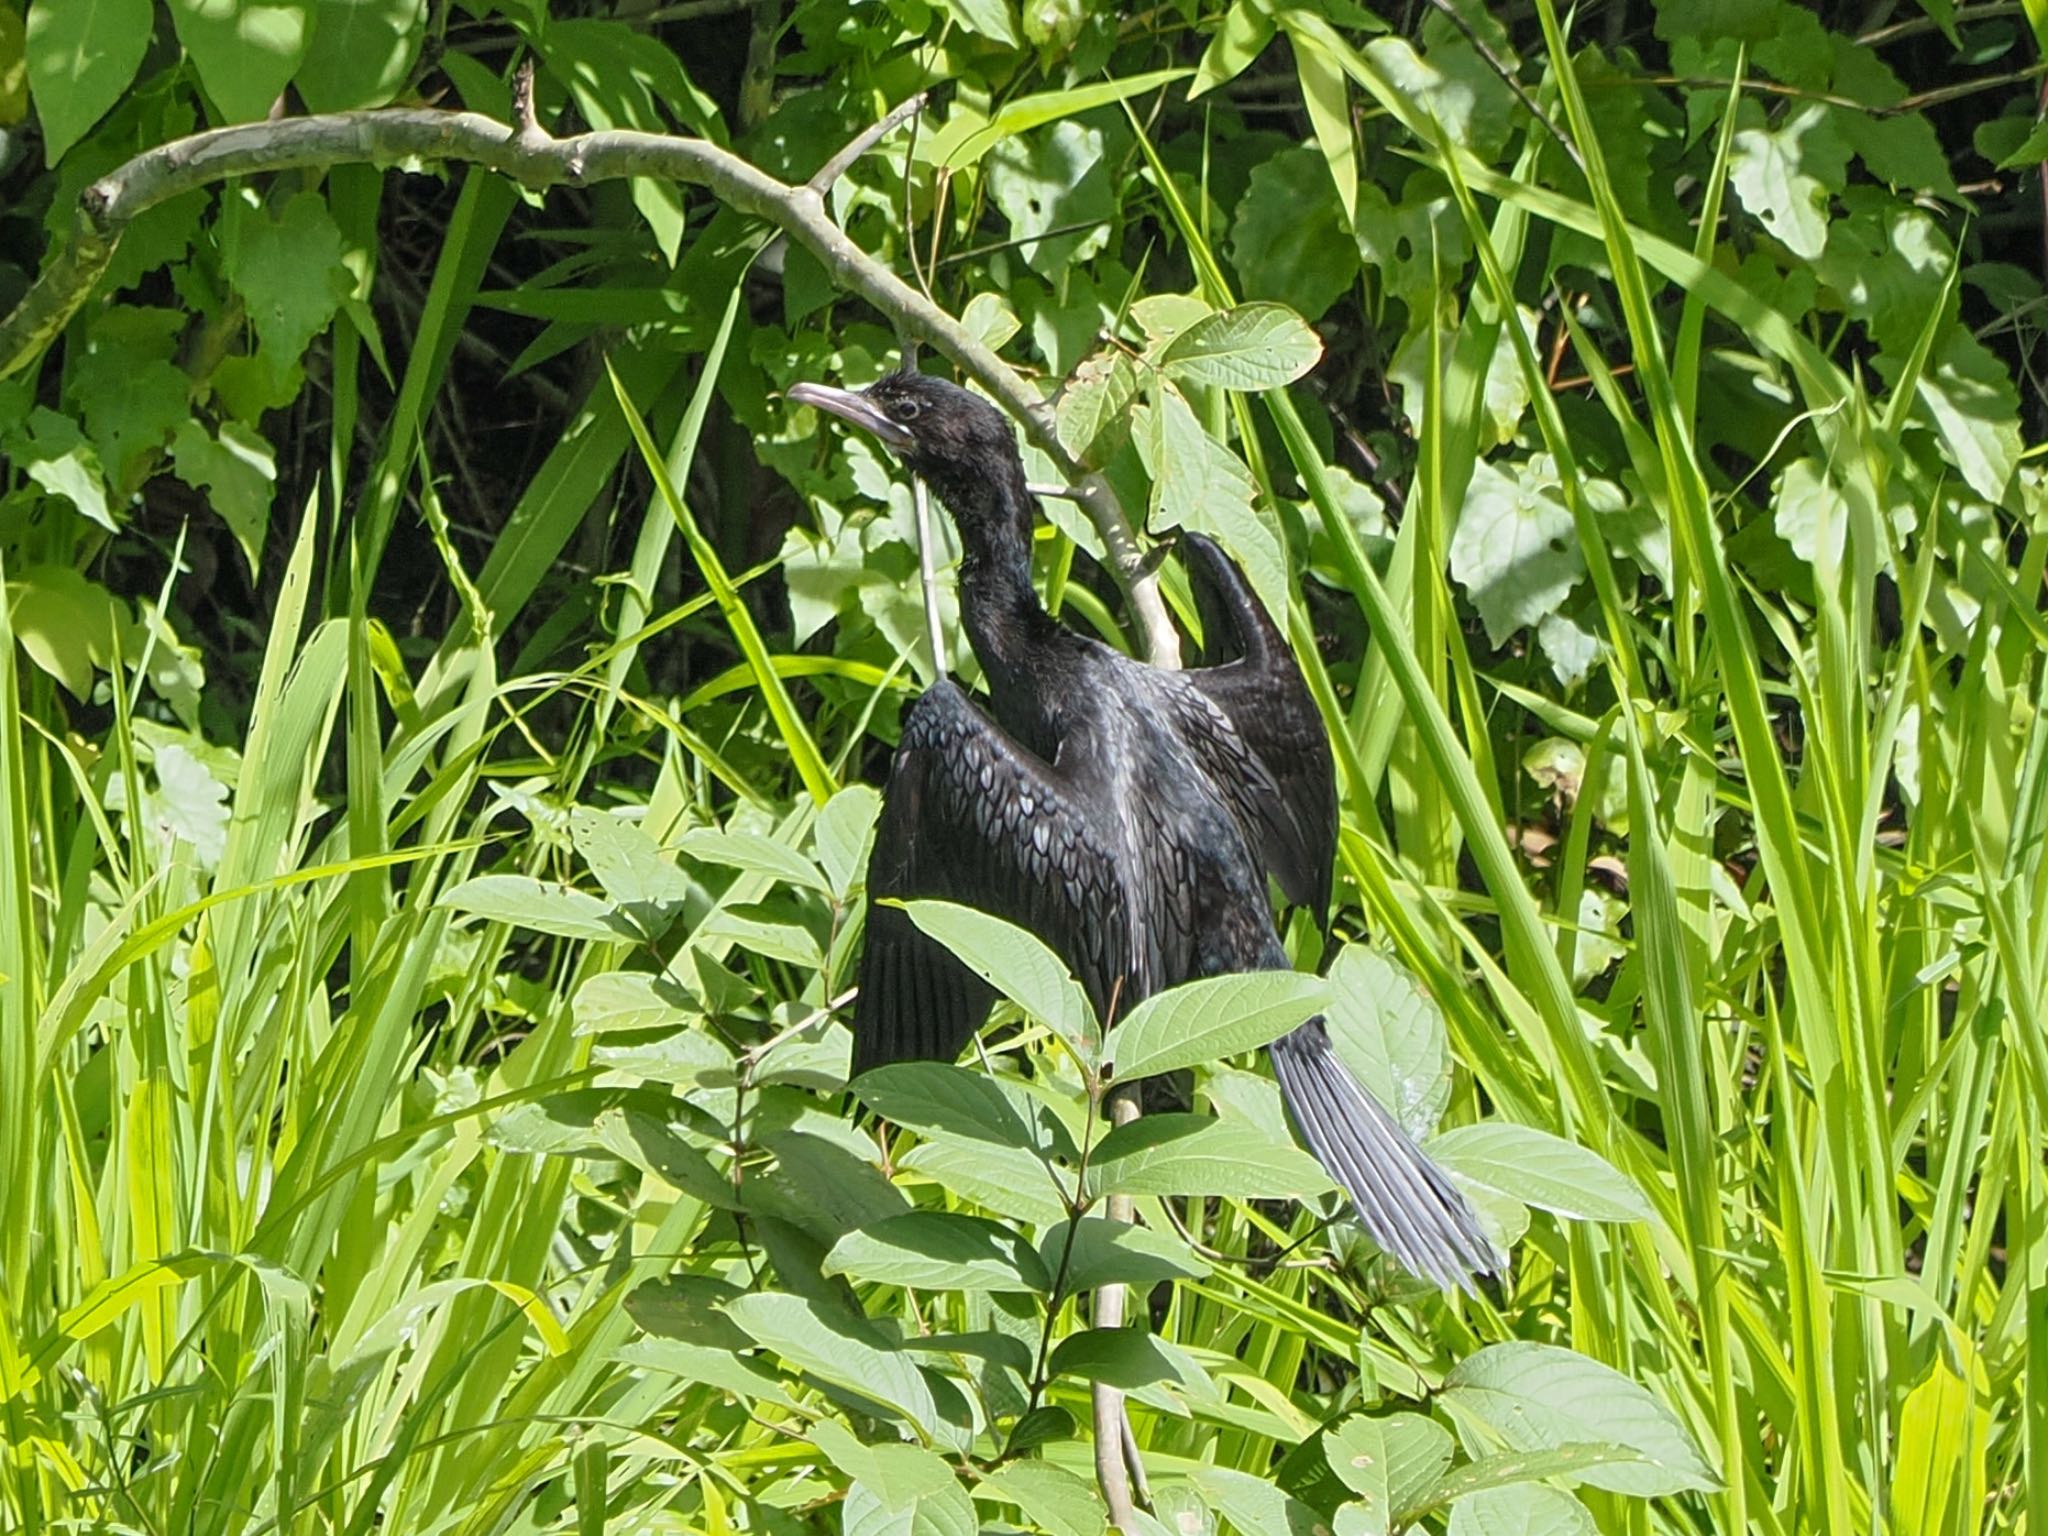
[895,398,923,421]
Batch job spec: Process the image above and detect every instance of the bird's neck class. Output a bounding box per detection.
[939,459,1057,682]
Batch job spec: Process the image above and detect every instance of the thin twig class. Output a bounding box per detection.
[1090,1080,1143,1530]
[0,89,1182,668]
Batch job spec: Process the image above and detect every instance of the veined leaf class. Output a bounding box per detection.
[1160,302,1324,391]
[1427,1124,1652,1224]
[1440,1343,1718,1497]
[823,1212,1051,1293]
[1109,970,1328,1080]
[1088,1113,1332,1200]
[895,899,1096,1056]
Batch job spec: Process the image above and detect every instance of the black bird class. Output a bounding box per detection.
[789,369,1498,1290]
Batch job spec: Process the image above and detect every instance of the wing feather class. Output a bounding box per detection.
[853,680,1132,1073]
[1177,532,1338,921]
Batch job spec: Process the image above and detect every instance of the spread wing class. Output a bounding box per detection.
[1176,532,1337,921]
[853,679,1133,1075]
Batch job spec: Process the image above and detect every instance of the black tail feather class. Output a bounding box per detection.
[1268,1020,1500,1292]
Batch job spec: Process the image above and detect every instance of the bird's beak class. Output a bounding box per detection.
[787,381,915,452]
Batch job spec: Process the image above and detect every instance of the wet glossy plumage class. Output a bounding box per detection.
[795,369,1498,1290]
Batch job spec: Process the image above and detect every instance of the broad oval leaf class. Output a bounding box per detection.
[896,899,1097,1056]
[1088,1113,1333,1200]
[572,970,697,1035]
[1445,1485,1598,1536]
[1325,946,1452,1140]
[1440,1342,1719,1497]
[294,0,425,111]
[817,1423,978,1536]
[1109,971,1329,1080]
[853,1062,1037,1149]
[167,0,312,125]
[1056,351,1139,468]
[722,1291,938,1432]
[572,806,697,912]
[823,1212,1051,1293]
[438,875,634,943]
[1326,1411,1454,1535]
[977,1460,1105,1536]
[678,825,829,893]
[1047,1327,1207,1393]
[1160,301,1325,391]
[1188,1465,1327,1536]
[1038,1216,1207,1293]
[1426,1124,1652,1223]
[814,783,882,897]
[24,0,152,162]
[1408,1447,1645,1524]
[897,1140,1073,1226]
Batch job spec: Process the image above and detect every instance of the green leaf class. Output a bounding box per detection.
[895,900,1096,1056]
[170,420,275,577]
[1160,303,1324,392]
[1326,1412,1455,1536]
[624,1274,750,1351]
[1090,1114,1333,1200]
[24,0,152,162]
[940,0,1017,44]
[1410,1449,1643,1524]
[823,1212,1051,1293]
[944,69,1191,167]
[813,1423,977,1536]
[590,1022,733,1089]
[223,191,350,366]
[962,291,1021,353]
[438,874,636,943]
[1448,458,1584,646]
[897,1141,1073,1225]
[1446,1486,1597,1536]
[1728,104,1847,261]
[985,121,1114,277]
[814,783,882,897]
[977,1461,1105,1536]
[1136,384,1288,620]
[1056,350,1139,469]
[572,970,697,1035]
[294,0,425,111]
[1192,0,1276,97]
[167,0,312,124]
[1228,145,1360,322]
[0,7,27,125]
[1323,946,1452,1141]
[1187,1465,1327,1536]
[854,1062,1039,1148]
[1047,1327,1204,1392]
[723,1291,939,1430]
[67,308,191,490]
[9,408,114,530]
[1427,1124,1650,1223]
[1912,329,2021,502]
[678,826,828,894]
[5,564,124,697]
[1038,1215,1206,1293]
[570,806,695,928]
[1109,971,1328,1080]
[1440,1343,1718,1497]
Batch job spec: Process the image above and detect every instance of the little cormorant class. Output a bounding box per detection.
[789,368,1499,1290]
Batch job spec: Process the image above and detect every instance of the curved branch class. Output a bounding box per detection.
[0,99,1180,665]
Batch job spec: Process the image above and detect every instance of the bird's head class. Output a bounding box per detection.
[788,370,1029,525]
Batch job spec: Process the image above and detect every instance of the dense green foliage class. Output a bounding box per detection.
[2,0,2045,1531]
